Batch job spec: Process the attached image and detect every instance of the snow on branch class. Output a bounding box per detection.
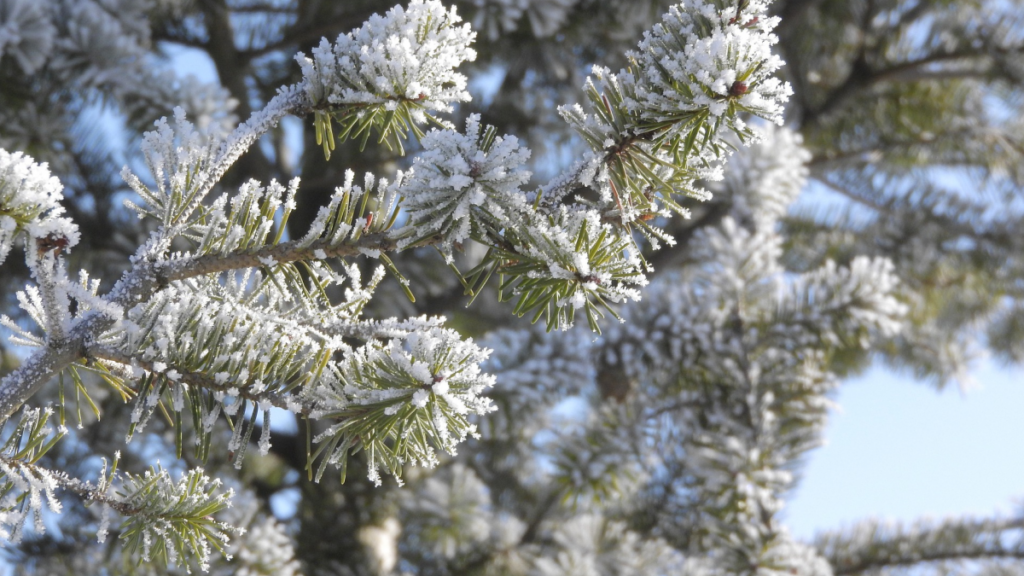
[631,0,791,126]
[296,0,476,156]
[0,407,65,545]
[397,114,532,261]
[456,125,908,575]
[0,407,237,573]
[0,150,79,267]
[488,207,648,333]
[0,1,813,572]
[309,327,496,486]
[122,107,221,229]
[123,86,310,256]
[117,466,238,573]
[550,0,793,239]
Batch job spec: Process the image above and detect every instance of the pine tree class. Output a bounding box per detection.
[0,0,1021,574]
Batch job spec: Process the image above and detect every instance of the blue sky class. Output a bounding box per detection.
[785,360,1024,539]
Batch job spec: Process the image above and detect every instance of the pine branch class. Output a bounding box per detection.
[0,85,314,422]
[170,84,312,237]
[809,50,982,124]
[153,232,402,284]
[0,3,821,572]
[818,518,1024,576]
[26,250,68,344]
[87,346,306,415]
[1,409,238,571]
[0,454,138,517]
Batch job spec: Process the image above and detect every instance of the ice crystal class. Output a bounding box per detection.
[399,114,532,260]
[313,327,496,485]
[0,149,78,266]
[500,207,647,331]
[296,0,476,115]
[122,107,220,229]
[630,0,792,126]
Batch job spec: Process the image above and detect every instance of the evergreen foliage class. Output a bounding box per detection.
[0,0,1021,574]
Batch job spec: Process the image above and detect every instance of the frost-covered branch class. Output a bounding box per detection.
[0,71,325,424]
[437,125,908,575]
[0,90,312,422]
[0,0,810,571]
[0,149,80,268]
[0,406,235,572]
[87,345,302,414]
[152,232,400,284]
[0,455,135,516]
